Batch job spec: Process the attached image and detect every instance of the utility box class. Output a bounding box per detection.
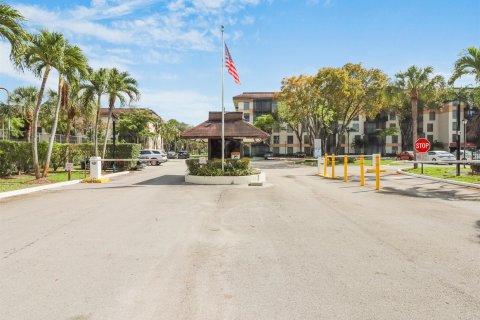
[90,157,102,179]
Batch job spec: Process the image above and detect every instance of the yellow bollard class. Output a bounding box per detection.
[331,154,335,179]
[360,154,365,186]
[344,155,348,182]
[323,153,328,177]
[375,154,380,191]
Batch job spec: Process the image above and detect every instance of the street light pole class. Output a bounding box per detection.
[0,87,10,140]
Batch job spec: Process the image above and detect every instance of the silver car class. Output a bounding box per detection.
[139,149,168,165]
[426,151,456,164]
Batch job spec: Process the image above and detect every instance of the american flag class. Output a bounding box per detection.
[225,44,240,85]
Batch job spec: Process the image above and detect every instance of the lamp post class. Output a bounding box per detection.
[0,87,10,140]
[456,97,461,176]
[462,118,467,168]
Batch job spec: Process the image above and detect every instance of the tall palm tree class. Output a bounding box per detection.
[393,66,445,167]
[42,42,89,177]
[23,30,66,179]
[0,3,28,60]
[102,68,140,158]
[450,47,480,84]
[81,68,109,156]
[8,86,38,142]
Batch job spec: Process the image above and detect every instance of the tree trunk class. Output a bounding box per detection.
[412,97,418,168]
[32,66,51,179]
[43,76,64,178]
[94,95,101,157]
[102,106,114,159]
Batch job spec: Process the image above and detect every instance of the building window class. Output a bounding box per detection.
[427,135,434,142]
[243,114,250,122]
[287,136,294,144]
[243,102,250,110]
[254,100,272,116]
[452,134,457,142]
[287,147,293,155]
[390,113,396,120]
[273,124,280,133]
[452,111,457,119]
[352,123,359,132]
[392,135,398,144]
[429,111,435,121]
[392,146,398,154]
[353,115,359,121]
[272,101,277,111]
[303,135,310,144]
[273,147,280,155]
[287,125,293,133]
[273,135,280,144]
[389,123,396,128]
[427,123,433,132]
[452,122,457,130]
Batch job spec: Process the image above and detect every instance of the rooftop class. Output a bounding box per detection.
[232,92,278,100]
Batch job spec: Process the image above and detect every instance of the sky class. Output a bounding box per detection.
[0,0,479,125]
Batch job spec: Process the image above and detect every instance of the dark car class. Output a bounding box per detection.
[264,151,273,160]
[293,152,306,158]
[167,151,177,159]
[178,151,190,159]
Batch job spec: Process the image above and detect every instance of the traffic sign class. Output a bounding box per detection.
[414,138,431,153]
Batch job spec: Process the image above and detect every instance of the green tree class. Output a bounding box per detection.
[102,68,140,158]
[393,66,445,166]
[23,30,66,179]
[118,109,156,144]
[450,47,480,84]
[160,119,180,151]
[42,41,89,177]
[253,114,275,134]
[0,3,28,60]
[8,86,37,142]
[81,68,109,156]
[375,127,398,156]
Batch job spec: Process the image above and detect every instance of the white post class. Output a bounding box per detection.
[90,156,102,179]
[221,25,225,172]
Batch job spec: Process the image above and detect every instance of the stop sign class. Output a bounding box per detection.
[415,138,431,153]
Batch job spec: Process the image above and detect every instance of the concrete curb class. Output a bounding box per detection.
[396,168,480,189]
[0,171,130,200]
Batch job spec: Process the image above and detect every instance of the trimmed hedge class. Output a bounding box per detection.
[0,141,141,176]
[186,158,253,176]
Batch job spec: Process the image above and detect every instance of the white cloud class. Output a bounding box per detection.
[138,89,218,124]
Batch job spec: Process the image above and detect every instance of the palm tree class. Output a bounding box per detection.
[0,3,28,60]
[23,30,66,179]
[450,47,480,84]
[81,68,109,156]
[42,42,89,177]
[8,86,38,142]
[101,68,140,158]
[393,66,445,167]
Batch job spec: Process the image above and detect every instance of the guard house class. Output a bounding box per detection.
[181,111,270,159]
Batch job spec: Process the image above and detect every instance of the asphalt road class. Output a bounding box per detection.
[1,160,479,320]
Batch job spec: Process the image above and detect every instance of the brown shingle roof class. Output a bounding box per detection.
[181,112,270,140]
[232,92,278,100]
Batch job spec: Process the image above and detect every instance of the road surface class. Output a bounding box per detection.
[1,160,479,320]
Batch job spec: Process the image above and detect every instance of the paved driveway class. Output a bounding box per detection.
[1,160,479,320]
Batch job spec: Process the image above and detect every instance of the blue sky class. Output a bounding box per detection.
[0,0,479,124]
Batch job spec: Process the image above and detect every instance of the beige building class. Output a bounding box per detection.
[233,91,478,156]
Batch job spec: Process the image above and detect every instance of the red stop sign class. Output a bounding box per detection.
[415,138,431,153]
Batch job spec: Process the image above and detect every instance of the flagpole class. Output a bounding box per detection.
[221,25,225,172]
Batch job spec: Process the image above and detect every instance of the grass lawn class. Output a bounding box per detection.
[405,166,480,184]
[0,171,87,193]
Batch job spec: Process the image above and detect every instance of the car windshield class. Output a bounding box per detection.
[140,150,150,155]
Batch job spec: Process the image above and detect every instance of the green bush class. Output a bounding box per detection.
[0,141,141,176]
[186,158,253,176]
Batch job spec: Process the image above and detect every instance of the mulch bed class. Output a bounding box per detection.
[24,178,54,185]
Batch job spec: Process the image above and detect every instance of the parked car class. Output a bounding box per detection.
[178,151,190,159]
[459,150,473,161]
[426,150,456,164]
[293,151,307,158]
[139,149,167,165]
[397,151,414,160]
[264,151,273,160]
[167,151,177,159]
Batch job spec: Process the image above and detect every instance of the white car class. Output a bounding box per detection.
[139,149,168,165]
[426,150,456,164]
[459,150,473,161]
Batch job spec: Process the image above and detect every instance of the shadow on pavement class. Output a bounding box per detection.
[135,175,186,186]
[380,185,480,202]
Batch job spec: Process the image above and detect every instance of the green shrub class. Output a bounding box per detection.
[0,141,141,176]
[186,158,253,176]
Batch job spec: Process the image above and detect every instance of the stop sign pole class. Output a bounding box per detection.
[415,138,430,174]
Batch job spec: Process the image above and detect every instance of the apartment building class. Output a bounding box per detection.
[233,91,479,156]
